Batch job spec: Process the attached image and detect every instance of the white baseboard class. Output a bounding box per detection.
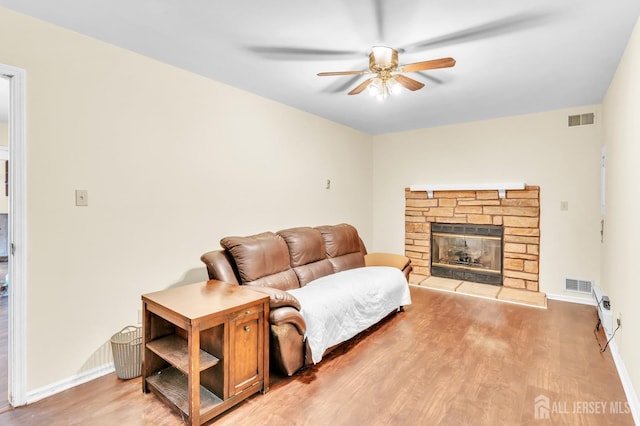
[546,292,596,306]
[609,339,640,425]
[25,363,115,405]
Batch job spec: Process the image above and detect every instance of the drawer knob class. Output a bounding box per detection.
[245,310,250,315]
[244,326,251,332]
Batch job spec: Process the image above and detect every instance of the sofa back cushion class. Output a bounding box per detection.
[315,224,365,273]
[220,232,300,290]
[277,227,334,286]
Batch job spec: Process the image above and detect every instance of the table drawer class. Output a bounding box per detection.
[230,304,263,321]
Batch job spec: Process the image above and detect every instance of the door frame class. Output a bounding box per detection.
[1,63,27,407]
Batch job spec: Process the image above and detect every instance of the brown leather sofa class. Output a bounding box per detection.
[200,223,412,376]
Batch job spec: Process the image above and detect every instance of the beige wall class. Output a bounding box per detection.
[602,17,640,411]
[372,106,603,298]
[0,7,372,392]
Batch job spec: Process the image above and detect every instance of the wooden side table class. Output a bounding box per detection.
[142,280,269,425]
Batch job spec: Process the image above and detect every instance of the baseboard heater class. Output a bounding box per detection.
[592,284,613,338]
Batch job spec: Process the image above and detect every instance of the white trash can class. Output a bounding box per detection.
[110,326,142,379]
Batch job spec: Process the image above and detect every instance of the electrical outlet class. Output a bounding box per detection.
[75,189,89,206]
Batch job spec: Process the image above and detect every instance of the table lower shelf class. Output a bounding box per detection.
[146,334,220,373]
[145,367,223,417]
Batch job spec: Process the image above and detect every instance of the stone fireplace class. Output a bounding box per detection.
[405,185,540,292]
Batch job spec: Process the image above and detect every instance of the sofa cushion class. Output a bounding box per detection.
[316,223,361,257]
[325,252,365,272]
[245,270,301,290]
[277,227,326,266]
[287,266,411,364]
[316,224,365,272]
[277,227,334,286]
[220,232,300,290]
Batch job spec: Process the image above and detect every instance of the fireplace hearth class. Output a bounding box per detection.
[431,223,503,285]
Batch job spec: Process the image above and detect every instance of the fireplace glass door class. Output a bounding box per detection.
[431,224,503,285]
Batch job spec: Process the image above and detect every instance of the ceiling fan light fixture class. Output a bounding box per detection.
[368,77,383,96]
[368,75,401,101]
[377,81,391,102]
[387,77,402,95]
[367,75,402,101]
[370,46,398,72]
[317,46,454,99]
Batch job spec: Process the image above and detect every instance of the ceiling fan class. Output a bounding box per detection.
[317,46,455,100]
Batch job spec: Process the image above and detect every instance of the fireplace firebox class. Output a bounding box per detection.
[431,223,503,285]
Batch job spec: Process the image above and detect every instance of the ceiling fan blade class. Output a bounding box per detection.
[246,46,362,60]
[400,57,456,73]
[372,0,385,41]
[394,75,425,91]
[317,70,369,77]
[348,78,374,95]
[344,0,385,48]
[324,75,367,93]
[403,12,550,51]
[417,72,444,85]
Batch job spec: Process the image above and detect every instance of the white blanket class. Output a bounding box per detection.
[286,266,412,364]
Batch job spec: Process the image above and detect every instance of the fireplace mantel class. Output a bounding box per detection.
[410,182,525,199]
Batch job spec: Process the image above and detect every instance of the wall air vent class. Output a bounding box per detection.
[565,278,592,294]
[568,113,595,127]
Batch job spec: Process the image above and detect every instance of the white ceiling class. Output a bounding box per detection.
[0,0,639,134]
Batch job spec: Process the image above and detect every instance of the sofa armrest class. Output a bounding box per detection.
[270,306,306,336]
[247,286,302,310]
[365,252,411,270]
[200,250,240,285]
[365,252,412,281]
[245,287,306,335]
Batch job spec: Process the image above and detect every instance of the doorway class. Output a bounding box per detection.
[0,75,9,412]
[0,64,26,408]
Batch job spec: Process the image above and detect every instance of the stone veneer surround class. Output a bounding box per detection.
[405,186,540,291]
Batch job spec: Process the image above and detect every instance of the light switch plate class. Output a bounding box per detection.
[75,190,89,206]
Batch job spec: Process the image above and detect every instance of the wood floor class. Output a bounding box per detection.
[0,286,632,425]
